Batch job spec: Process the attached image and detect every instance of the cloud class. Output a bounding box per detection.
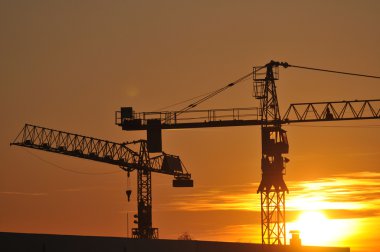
[338,171,380,179]
[168,172,380,220]
[0,191,47,196]
[287,172,380,212]
[168,183,261,212]
[57,185,119,193]
[325,209,380,219]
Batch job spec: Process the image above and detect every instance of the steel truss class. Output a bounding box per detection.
[117,100,380,131]
[132,141,158,239]
[11,124,192,239]
[261,190,286,244]
[11,124,191,177]
[283,99,380,122]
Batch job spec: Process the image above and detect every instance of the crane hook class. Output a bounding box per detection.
[126,171,132,202]
[126,189,132,202]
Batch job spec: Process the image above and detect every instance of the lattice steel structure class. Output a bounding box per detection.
[115,101,379,130]
[11,124,193,239]
[260,190,286,244]
[283,99,380,122]
[254,61,289,245]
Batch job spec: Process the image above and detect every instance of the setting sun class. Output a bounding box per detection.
[288,211,354,247]
[290,211,328,245]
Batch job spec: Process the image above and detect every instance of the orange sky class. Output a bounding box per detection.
[1,1,380,252]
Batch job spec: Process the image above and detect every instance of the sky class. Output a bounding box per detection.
[0,1,380,252]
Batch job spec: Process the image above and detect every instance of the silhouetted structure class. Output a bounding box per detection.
[115,61,380,244]
[290,230,302,246]
[0,232,350,252]
[10,124,193,239]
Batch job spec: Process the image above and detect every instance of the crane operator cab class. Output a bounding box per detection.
[258,126,289,193]
[262,126,289,156]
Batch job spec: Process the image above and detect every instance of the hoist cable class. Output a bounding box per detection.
[155,90,216,111]
[159,62,379,120]
[173,71,254,116]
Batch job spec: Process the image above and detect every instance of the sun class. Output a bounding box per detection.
[291,211,328,245]
[288,211,351,246]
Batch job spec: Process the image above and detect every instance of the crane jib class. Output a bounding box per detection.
[116,99,379,131]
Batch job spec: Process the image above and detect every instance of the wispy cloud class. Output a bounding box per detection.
[57,185,119,193]
[168,183,261,212]
[166,172,380,249]
[287,172,380,213]
[0,191,47,196]
[169,172,380,218]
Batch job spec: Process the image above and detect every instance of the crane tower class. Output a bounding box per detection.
[254,61,290,244]
[115,60,380,245]
[11,124,193,239]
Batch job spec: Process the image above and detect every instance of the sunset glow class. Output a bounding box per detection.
[1,1,380,252]
[167,172,380,251]
[287,211,354,246]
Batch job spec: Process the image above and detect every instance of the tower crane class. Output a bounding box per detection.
[114,60,380,245]
[10,124,193,239]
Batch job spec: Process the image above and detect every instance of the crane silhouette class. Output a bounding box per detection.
[11,124,193,239]
[115,60,380,244]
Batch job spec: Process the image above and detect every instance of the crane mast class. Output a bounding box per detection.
[11,124,193,239]
[254,61,290,244]
[135,141,156,238]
